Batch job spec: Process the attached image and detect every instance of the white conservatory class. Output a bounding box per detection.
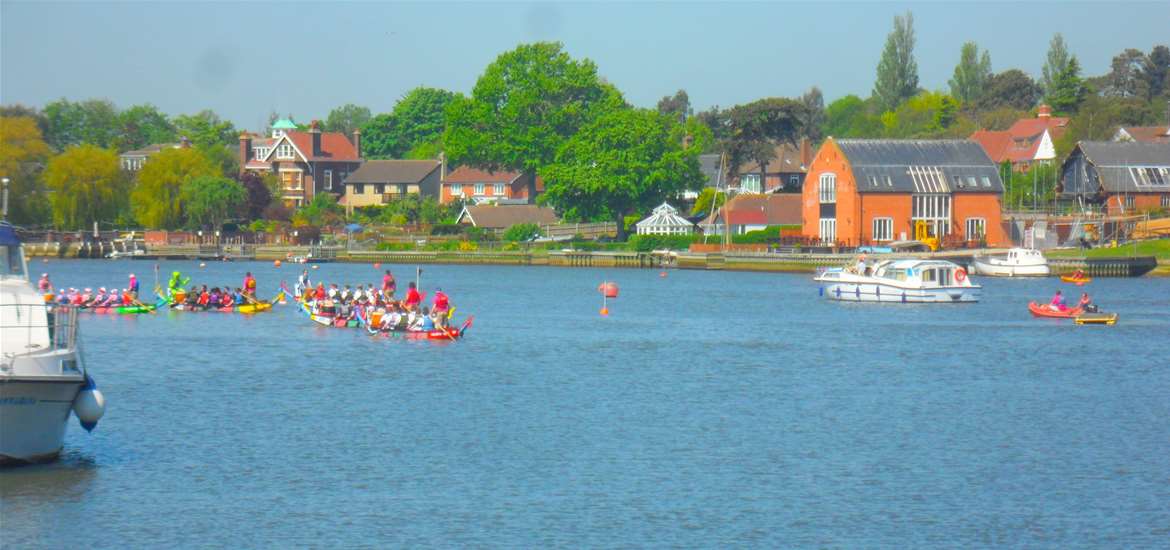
[634,202,695,235]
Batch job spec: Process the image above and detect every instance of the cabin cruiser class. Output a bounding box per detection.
[815,258,981,303]
[0,221,105,465]
[971,248,1050,277]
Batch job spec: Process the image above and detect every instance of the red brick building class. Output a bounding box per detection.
[801,138,1008,247]
[1058,141,1170,215]
[239,120,362,208]
[439,167,543,205]
[969,104,1069,172]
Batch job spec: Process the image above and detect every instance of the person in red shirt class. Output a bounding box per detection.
[314,283,326,302]
[404,282,423,311]
[381,270,397,297]
[243,272,257,299]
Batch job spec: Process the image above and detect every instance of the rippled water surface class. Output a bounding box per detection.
[2,259,1169,547]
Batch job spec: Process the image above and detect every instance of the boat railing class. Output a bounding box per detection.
[0,303,79,357]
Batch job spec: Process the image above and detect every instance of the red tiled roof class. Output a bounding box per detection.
[969,130,1012,163]
[443,166,545,191]
[704,194,801,226]
[1006,116,1069,141]
[971,113,1067,164]
[286,131,359,162]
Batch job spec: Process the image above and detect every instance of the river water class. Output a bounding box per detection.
[2,259,1168,547]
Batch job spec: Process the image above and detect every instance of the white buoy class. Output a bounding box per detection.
[73,384,106,432]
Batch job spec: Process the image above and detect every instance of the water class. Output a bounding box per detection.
[3,259,1169,547]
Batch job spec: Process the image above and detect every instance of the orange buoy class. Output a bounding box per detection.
[600,307,609,316]
[659,271,667,278]
[598,282,619,298]
[273,260,282,267]
[374,262,381,269]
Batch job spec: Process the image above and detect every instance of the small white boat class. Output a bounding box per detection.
[971,248,1050,277]
[1,221,105,465]
[815,259,981,303]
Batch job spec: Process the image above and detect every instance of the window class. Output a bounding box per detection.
[966,176,977,188]
[980,176,991,188]
[818,218,837,244]
[872,217,893,242]
[281,171,301,191]
[789,175,800,188]
[1162,195,1170,208]
[494,183,505,196]
[451,184,463,196]
[818,173,836,203]
[323,169,333,191]
[353,184,364,195]
[912,194,952,237]
[276,143,294,159]
[742,174,762,193]
[1131,167,1169,187]
[254,147,268,159]
[1124,195,1135,209]
[375,185,384,195]
[474,183,485,195]
[966,218,987,241]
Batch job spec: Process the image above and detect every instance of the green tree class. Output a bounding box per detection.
[1,104,48,136]
[540,108,703,240]
[131,147,217,229]
[445,42,624,197]
[42,145,125,229]
[1100,48,1148,98]
[323,103,372,135]
[115,104,177,151]
[181,175,246,230]
[690,187,726,217]
[173,110,237,149]
[882,91,961,138]
[872,11,919,112]
[824,95,883,138]
[1139,45,1170,100]
[656,89,691,124]
[239,171,273,220]
[502,223,542,242]
[948,42,993,105]
[292,193,344,227]
[694,106,731,149]
[976,69,1041,111]
[1046,56,1088,113]
[361,87,458,159]
[1041,33,1071,96]
[41,98,120,150]
[723,98,809,181]
[799,86,826,140]
[0,116,53,224]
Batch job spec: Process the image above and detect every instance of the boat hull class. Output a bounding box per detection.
[1027,301,1083,318]
[971,258,1051,277]
[818,281,980,303]
[0,377,84,465]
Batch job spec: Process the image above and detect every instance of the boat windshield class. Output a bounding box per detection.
[0,245,26,279]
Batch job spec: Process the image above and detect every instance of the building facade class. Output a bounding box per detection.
[341,160,442,214]
[969,104,1069,172]
[1058,141,1170,215]
[440,167,542,205]
[239,120,362,208]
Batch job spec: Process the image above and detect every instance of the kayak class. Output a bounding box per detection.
[1060,275,1092,284]
[117,297,167,315]
[237,302,272,314]
[1028,301,1084,319]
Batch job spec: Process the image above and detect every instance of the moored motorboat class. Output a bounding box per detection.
[971,248,1051,277]
[815,259,981,303]
[1027,301,1084,318]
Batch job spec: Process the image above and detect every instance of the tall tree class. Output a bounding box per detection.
[361,87,458,159]
[656,89,691,124]
[1046,56,1088,113]
[1139,45,1170,100]
[131,147,217,229]
[173,110,237,149]
[948,42,993,104]
[694,106,730,145]
[1041,33,1071,96]
[872,11,919,112]
[1,105,48,136]
[881,91,962,138]
[540,108,704,240]
[323,104,372,135]
[1101,48,1148,98]
[181,175,247,230]
[723,98,809,181]
[115,104,177,151]
[239,171,273,220]
[444,42,624,198]
[799,87,826,140]
[0,116,53,224]
[824,95,883,138]
[976,69,1041,111]
[41,98,120,150]
[42,145,125,229]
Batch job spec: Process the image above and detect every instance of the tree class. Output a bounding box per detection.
[42,145,125,229]
[694,106,731,146]
[723,98,809,181]
[445,42,624,199]
[881,91,963,138]
[949,42,993,104]
[1139,45,1170,100]
[540,108,703,241]
[824,95,883,138]
[173,110,237,149]
[115,104,177,151]
[690,187,726,217]
[0,116,53,224]
[1047,56,1088,113]
[976,69,1041,111]
[239,171,273,220]
[323,104,372,135]
[502,223,542,242]
[1041,33,1071,96]
[292,193,344,227]
[181,175,246,230]
[1100,48,1148,98]
[872,11,919,112]
[1,104,48,135]
[361,87,458,159]
[131,147,217,229]
[656,89,691,124]
[41,98,119,150]
[799,87,826,140]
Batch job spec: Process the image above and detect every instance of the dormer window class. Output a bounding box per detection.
[276,143,294,159]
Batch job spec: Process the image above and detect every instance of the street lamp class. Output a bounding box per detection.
[1,177,9,219]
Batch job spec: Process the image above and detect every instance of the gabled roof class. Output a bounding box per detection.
[635,202,693,229]
[456,204,559,229]
[1078,141,1170,167]
[1007,116,1068,141]
[968,130,1012,163]
[286,131,360,162]
[344,160,440,184]
[834,139,1004,194]
[258,134,308,163]
[701,194,801,226]
[1062,141,1170,195]
[1115,126,1170,143]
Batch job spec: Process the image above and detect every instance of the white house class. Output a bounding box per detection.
[634,203,694,235]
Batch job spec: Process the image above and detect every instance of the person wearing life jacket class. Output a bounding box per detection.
[38,273,52,293]
[167,271,189,296]
[101,289,119,307]
[128,273,139,297]
[382,270,397,297]
[314,283,326,302]
[243,272,257,299]
[87,288,105,308]
[1049,290,1067,312]
[1078,292,1098,313]
[70,289,85,306]
[121,289,134,306]
[404,282,422,311]
[197,287,211,309]
[220,290,235,309]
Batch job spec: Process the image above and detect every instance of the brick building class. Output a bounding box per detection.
[439,167,542,205]
[238,119,362,208]
[969,104,1069,172]
[1058,141,1170,215]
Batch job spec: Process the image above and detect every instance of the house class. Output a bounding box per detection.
[730,140,813,194]
[1057,141,1170,215]
[455,204,559,230]
[238,119,362,208]
[700,194,802,235]
[801,138,1008,247]
[341,160,443,214]
[969,104,1069,171]
[1113,125,1170,143]
[440,166,542,205]
[118,137,190,171]
[634,203,695,235]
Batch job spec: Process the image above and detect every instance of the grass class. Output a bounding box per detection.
[1046,238,1170,261]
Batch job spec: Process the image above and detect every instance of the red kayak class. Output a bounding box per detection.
[1028,301,1084,318]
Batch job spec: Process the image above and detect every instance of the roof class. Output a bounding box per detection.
[736,143,808,175]
[970,112,1069,164]
[1116,126,1170,143]
[120,143,179,157]
[442,167,522,184]
[1071,141,1170,194]
[344,160,440,184]
[457,205,559,228]
[285,131,360,162]
[272,119,297,129]
[702,194,801,226]
[834,139,1004,194]
[634,202,694,229]
[968,130,1012,163]
[1006,115,1068,141]
[699,154,723,188]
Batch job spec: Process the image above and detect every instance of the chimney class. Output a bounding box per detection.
[352,128,362,158]
[309,119,321,157]
[439,151,447,180]
[238,133,252,174]
[799,137,811,169]
[1037,104,1052,119]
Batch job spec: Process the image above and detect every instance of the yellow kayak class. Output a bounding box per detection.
[1060,275,1092,284]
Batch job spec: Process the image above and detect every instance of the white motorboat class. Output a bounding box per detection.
[971,248,1051,277]
[1,221,105,465]
[815,258,981,303]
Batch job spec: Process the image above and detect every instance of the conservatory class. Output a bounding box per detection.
[634,203,695,235]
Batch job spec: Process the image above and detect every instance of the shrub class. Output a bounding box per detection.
[503,222,542,242]
[627,234,701,251]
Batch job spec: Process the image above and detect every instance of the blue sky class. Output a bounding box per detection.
[2,1,1167,131]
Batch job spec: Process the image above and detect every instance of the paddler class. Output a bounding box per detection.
[404,281,423,311]
[243,272,257,300]
[431,288,451,326]
[314,283,326,302]
[128,273,139,298]
[382,270,397,297]
[1078,292,1097,313]
[295,269,311,296]
[1049,290,1067,312]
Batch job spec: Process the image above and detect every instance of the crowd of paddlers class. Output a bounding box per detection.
[166,271,276,311]
[38,272,153,310]
[292,269,465,336]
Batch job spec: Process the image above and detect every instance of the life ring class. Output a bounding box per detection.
[955,268,967,282]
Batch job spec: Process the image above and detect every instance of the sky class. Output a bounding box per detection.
[2,1,1168,131]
